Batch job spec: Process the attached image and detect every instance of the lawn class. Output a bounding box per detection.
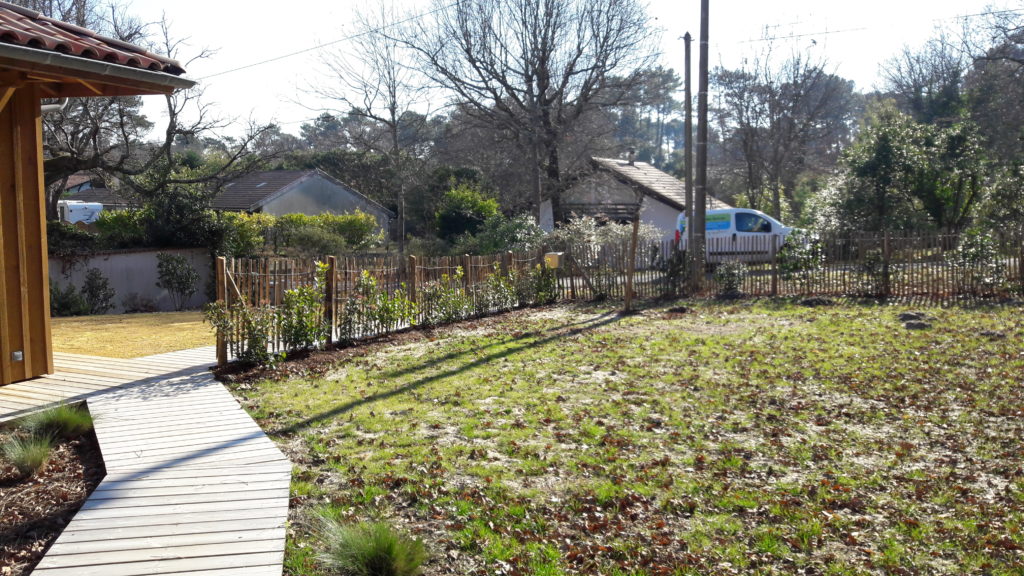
[51,311,214,358]
[225,300,1024,576]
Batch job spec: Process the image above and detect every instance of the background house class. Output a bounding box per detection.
[554,157,732,241]
[61,172,133,212]
[211,169,395,232]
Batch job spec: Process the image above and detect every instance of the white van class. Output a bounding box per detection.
[57,200,103,224]
[676,208,794,263]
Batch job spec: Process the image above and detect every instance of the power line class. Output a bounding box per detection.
[196,2,457,81]
[737,7,1024,46]
[739,26,868,44]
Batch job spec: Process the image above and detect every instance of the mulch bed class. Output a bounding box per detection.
[0,426,105,576]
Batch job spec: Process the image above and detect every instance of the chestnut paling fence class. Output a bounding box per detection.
[212,232,1024,365]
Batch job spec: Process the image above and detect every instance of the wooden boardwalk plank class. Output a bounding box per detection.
[31,551,284,576]
[0,346,288,576]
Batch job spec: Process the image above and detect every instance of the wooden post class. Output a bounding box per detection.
[501,251,511,277]
[324,256,337,347]
[215,256,227,367]
[407,255,418,303]
[625,218,640,312]
[462,254,472,290]
[882,232,892,299]
[770,239,779,297]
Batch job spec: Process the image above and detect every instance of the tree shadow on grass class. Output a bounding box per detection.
[272,309,627,436]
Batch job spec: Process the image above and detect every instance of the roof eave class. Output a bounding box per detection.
[0,42,195,95]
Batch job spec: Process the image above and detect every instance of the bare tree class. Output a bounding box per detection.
[882,35,968,125]
[11,0,272,218]
[714,50,858,219]
[397,0,658,220]
[310,3,434,253]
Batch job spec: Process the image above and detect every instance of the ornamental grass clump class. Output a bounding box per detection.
[2,432,55,477]
[317,517,427,576]
[24,402,94,438]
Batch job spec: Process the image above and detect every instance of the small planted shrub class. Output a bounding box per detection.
[316,517,427,576]
[337,271,418,343]
[420,268,473,326]
[777,231,825,294]
[3,433,54,477]
[50,280,90,317]
[81,267,116,314]
[156,252,200,311]
[280,262,331,351]
[24,402,94,439]
[122,292,159,313]
[947,230,1006,297]
[204,301,280,367]
[714,260,748,299]
[474,264,517,313]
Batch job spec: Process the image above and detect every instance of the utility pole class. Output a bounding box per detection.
[694,0,709,290]
[683,32,695,293]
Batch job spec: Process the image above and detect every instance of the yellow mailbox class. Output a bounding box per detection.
[544,252,564,269]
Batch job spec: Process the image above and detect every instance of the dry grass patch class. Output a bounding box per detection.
[51,311,213,358]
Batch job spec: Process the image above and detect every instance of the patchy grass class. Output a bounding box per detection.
[227,301,1024,576]
[51,311,213,358]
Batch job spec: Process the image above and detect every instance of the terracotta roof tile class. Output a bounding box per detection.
[591,157,731,211]
[0,1,185,74]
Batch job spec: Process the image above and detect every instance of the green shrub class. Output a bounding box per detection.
[95,209,148,249]
[81,268,116,314]
[280,262,330,350]
[24,402,94,438]
[204,301,280,367]
[2,433,54,477]
[47,220,99,259]
[339,271,418,341]
[474,264,517,313]
[856,248,893,298]
[947,230,1006,297]
[420,268,473,325]
[219,211,274,258]
[316,211,383,251]
[435,182,499,241]
[714,261,748,298]
[777,231,825,294]
[50,280,90,317]
[122,292,158,313]
[316,517,427,576]
[281,226,348,258]
[453,213,544,255]
[157,252,200,311]
[510,265,559,306]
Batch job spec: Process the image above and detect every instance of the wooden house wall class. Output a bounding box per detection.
[0,85,52,385]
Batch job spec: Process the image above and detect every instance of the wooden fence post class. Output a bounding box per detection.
[770,239,779,297]
[501,251,511,277]
[462,254,472,290]
[215,256,227,367]
[624,218,639,312]
[882,232,892,299]
[407,255,418,303]
[324,256,337,347]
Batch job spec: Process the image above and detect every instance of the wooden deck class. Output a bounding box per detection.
[0,347,290,576]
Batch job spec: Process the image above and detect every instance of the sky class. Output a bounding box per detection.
[129,0,1020,138]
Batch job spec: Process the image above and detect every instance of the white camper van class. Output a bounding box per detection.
[676,208,794,263]
[57,200,103,224]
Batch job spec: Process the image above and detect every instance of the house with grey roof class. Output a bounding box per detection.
[550,156,732,241]
[211,169,396,232]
